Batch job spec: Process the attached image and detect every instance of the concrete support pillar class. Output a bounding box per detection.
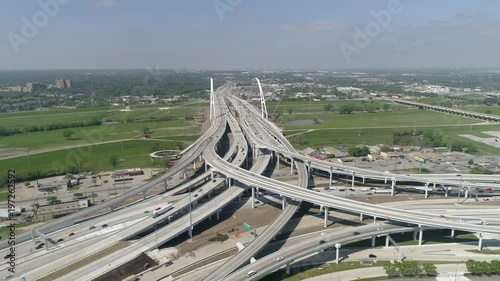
[329,168,333,185]
[282,196,286,210]
[256,187,260,198]
[433,182,436,192]
[307,161,312,177]
[199,155,202,162]
[183,168,187,179]
[445,186,449,197]
[216,209,220,221]
[324,207,329,228]
[251,187,255,209]
[425,183,429,198]
[465,187,469,199]
[290,159,294,175]
[193,161,196,170]
[205,162,208,172]
[418,225,423,246]
[111,206,115,212]
[360,213,363,221]
[413,230,417,241]
[373,216,377,224]
[188,227,193,238]
[238,195,241,201]
[385,235,390,247]
[351,172,355,189]
[384,177,387,187]
[362,176,365,184]
[210,170,214,179]
[478,233,483,251]
[371,236,376,247]
[163,179,167,192]
[451,229,455,239]
[391,178,396,196]
[285,263,291,275]
[143,191,147,200]
[277,154,280,169]
[335,243,341,264]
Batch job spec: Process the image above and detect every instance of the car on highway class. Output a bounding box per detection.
[35,243,45,249]
[439,215,446,218]
[212,179,217,182]
[246,270,257,277]
[198,189,203,192]
[89,225,96,230]
[376,227,383,230]
[348,188,355,191]
[194,194,198,198]
[276,257,283,262]
[319,240,326,244]
[353,231,360,235]
[3,254,11,259]
[102,224,108,227]
[338,188,346,192]
[164,261,173,267]
[57,238,64,243]
[69,232,75,236]
[369,254,377,258]
[155,207,162,211]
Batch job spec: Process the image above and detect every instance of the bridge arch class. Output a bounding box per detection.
[254,77,268,120]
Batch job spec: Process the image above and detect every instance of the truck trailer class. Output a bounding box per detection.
[152,204,174,218]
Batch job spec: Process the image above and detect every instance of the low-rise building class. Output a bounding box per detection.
[323,147,349,158]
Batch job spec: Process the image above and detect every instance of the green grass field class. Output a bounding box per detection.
[0,101,205,129]
[286,124,500,155]
[265,99,407,114]
[463,106,500,116]
[0,140,179,181]
[281,110,478,130]
[0,119,200,151]
[270,100,500,154]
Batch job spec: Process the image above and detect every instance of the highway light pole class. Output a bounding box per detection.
[189,185,193,239]
[155,222,158,250]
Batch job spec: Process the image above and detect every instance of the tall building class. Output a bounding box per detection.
[24,82,45,92]
[55,79,72,89]
[55,79,65,89]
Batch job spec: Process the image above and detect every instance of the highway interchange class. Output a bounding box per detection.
[2,80,500,281]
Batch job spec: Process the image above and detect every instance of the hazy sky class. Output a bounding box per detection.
[1,0,500,70]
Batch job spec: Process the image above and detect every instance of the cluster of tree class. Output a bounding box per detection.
[339,103,363,114]
[324,103,335,112]
[466,259,500,276]
[0,118,102,137]
[450,141,478,153]
[470,167,494,175]
[389,130,447,148]
[348,146,370,157]
[384,261,437,278]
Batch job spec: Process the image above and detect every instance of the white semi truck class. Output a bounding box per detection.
[152,204,174,218]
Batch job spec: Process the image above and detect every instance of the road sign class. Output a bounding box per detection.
[243,223,252,231]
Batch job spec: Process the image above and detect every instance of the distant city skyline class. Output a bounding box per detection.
[1,0,500,70]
